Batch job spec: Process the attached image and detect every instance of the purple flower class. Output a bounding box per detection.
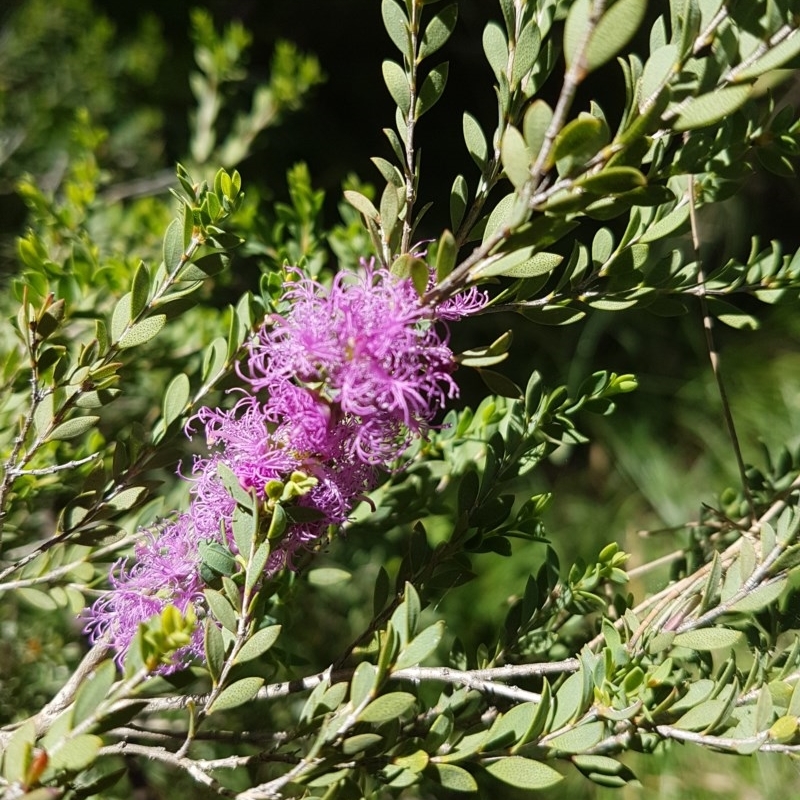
[84,516,205,672]
[85,259,485,670]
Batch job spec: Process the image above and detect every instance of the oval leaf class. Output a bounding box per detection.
[209,677,264,713]
[485,756,563,790]
[234,625,282,664]
[674,85,752,132]
[118,315,166,349]
[673,628,743,651]
[359,691,417,723]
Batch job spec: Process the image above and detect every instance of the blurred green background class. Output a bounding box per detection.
[2,0,800,796]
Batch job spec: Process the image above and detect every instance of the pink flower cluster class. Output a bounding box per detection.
[84,263,485,670]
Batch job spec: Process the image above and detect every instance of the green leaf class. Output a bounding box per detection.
[308,567,351,586]
[395,621,445,670]
[49,734,102,773]
[73,662,117,728]
[118,315,166,349]
[728,579,787,613]
[130,261,150,319]
[463,112,488,169]
[546,720,605,753]
[552,114,606,174]
[563,0,590,70]
[235,625,282,664]
[450,175,469,230]
[501,125,531,188]
[382,0,409,57]
[110,292,132,343]
[416,62,449,118]
[513,22,541,86]
[178,252,229,281]
[640,44,679,108]
[734,30,800,81]
[344,190,379,221]
[359,692,417,723]
[577,167,646,194]
[476,249,562,279]
[485,757,563,790]
[383,60,411,116]
[48,416,99,441]
[343,733,384,755]
[108,488,148,518]
[428,763,478,793]
[673,628,743,651]
[419,3,458,61]
[204,588,238,632]
[638,204,690,243]
[2,719,35,782]
[523,100,553,160]
[209,677,264,713]
[163,218,184,272]
[476,368,522,399]
[674,698,729,731]
[585,0,646,72]
[482,21,508,79]
[163,373,190,427]
[204,618,226,683]
[674,85,752,131]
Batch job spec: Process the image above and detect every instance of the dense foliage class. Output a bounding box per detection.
[3,0,800,798]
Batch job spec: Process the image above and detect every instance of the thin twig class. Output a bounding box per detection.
[688,169,756,521]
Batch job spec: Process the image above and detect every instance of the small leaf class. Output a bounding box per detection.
[344,190,379,221]
[209,677,264,713]
[482,21,508,79]
[204,619,225,683]
[476,368,522,399]
[485,757,563,790]
[350,662,379,707]
[728,579,787,613]
[523,100,553,160]
[204,589,238,632]
[110,293,132,343]
[235,625,282,664]
[419,3,458,60]
[416,62,449,118]
[638,204,690,243]
[359,692,417,723]
[163,373,190,427]
[577,167,646,194]
[163,218,184,272]
[585,0,646,72]
[382,0,409,57]
[734,30,800,81]
[450,175,469,231]
[476,250,562,279]
[547,720,605,753]
[48,416,99,441]
[118,315,166,349]
[640,44,679,108]
[395,621,445,670]
[105,486,147,513]
[2,719,35,782]
[130,262,150,319]
[673,628,743,651]
[343,733,384,755]
[383,60,411,116]
[674,85,752,131]
[428,763,478,793]
[308,568,351,586]
[501,125,531,188]
[463,113,488,168]
[674,699,729,731]
[49,734,102,773]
